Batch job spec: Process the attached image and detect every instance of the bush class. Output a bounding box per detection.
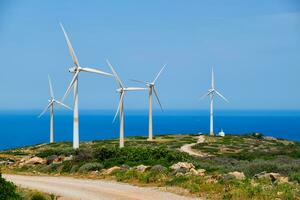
[74,149,94,162]
[234,159,279,177]
[249,133,264,139]
[36,148,74,158]
[0,173,21,200]
[78,162,104,172]
[70,165,80,173]
[95,146,191,167]
[289,172,300,183]
[30,192,47,200]
[150,165,167,173]
[45,155,58,165]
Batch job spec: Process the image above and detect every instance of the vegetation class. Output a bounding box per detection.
[192,134,300,181]
[1,134,300,199]
[0,173,55,200]
[0,172,21,200]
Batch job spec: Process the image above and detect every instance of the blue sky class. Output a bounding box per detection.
[0,0,299,110]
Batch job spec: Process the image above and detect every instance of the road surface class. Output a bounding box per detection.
[4,174,198,200]
[180,135,209,157]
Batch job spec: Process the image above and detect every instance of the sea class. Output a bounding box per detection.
[0,110,299,150]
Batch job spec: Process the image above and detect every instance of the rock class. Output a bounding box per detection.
[120,164,130,171]
[174,167,189,175]
[53,156,65,164]
[278,176,289,183]
[90,170,99,176]
[175,172,185,177]
[254,172,287,182]
[104,166,121,174]
[228,171,245,180]
[136,165,150,173]
[24,156,46,165]
[20,156,31,163]
[0,160,14,166]
[150,165,167,173]
[64,155,73,161]
[170,162,195,171]
[190,168,206,176]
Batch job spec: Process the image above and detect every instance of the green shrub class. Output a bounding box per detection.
[36,148,74,158]
[235,159,279,177]
[138,171,167,183]
[0,173,21,200]
[289,172,300,183]
[70,165,80,173]
[95,146,191,167]
[45,155,57,165]
[78,162,104,172]
[150,165,167,173]
[74,149,94,162]
[30,192,47,200]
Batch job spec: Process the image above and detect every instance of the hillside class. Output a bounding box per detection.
[1,134,300,199]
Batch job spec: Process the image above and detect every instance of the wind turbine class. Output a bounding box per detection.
[60,23,113,149]
[201,68,228,136]
[107,60,147,148]
[39,75,71,143]
[130,64,166,141]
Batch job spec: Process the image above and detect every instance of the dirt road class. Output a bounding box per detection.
[180,135,209,157]
[4,174,197,200]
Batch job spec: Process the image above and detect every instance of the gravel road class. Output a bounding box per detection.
[4,174,198,200]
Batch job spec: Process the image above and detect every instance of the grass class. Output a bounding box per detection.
[1,134,300,199]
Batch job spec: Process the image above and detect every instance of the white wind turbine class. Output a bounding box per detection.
[201,68,228,136]
[60,23,113,149]
[130,64,166,141]
[39,75,71,143]
[107,60,147,148]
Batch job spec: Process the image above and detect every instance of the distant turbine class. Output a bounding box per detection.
[201,68,228,136]
[107,60,147,148]
[60,23,113,149]
[39,75,71,143]
[130,64,166,141]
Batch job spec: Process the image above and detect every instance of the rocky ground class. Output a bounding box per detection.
[1,134,300,199]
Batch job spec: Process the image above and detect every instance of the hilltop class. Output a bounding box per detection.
[1,134,300,199]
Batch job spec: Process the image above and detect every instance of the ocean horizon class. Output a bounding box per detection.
[0,109,299,150]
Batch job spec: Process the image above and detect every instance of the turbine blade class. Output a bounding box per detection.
[125,87,147,91]
[38,102,52,118]
[201,91,212,99]
[62,70,80,102]
[106,59,124,88]
[48,75,54,98]
[130,79,148,85]
[113,92,125,123]
[55,100,72,110]
[153,87,163,111]
[80,67,113,77]
[215,90,229,102]
[153,64,166,83]
[59,23,79,67]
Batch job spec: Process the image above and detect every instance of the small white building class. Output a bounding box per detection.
[218,129,225,137]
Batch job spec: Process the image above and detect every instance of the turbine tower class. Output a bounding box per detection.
[107,60,147,148]
[60,23,113,149]
[131,64,166,141]
[201,68,228,136]
[39,75,71,143]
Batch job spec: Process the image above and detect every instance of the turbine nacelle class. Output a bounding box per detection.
[148,82,154,87]
[201,68,229,102]
[116,88,124,93]
[68,66,78,73]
